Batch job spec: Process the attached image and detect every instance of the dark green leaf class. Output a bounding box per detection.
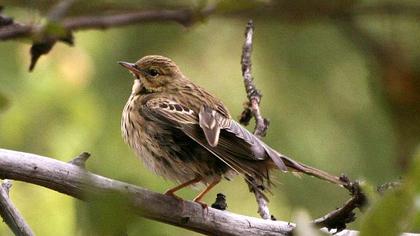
[360,151,420,236]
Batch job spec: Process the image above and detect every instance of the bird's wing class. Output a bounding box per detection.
[199,106,287,171]
[142,98,249,175]
[142,99,287,172]
[143,98,197,125]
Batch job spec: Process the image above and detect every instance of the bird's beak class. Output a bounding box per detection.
[118,61,142,75]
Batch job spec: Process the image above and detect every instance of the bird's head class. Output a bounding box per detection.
[119,55,184,93]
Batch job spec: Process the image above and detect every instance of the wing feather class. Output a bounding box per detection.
[142,99,287,172]
[142,98,344,186]
[198,106,220,147]
[142,98,196,125]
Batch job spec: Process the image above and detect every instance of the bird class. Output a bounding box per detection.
[119,55,343,207]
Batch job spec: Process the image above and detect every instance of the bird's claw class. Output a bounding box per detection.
[194,200,208,209]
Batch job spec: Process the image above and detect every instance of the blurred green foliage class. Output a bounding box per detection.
[1,0,419,235]
[360,149,420,236]
[0,92,9,112]
[294,210,328,236]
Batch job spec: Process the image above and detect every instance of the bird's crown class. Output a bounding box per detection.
[135,55,181,77]
[119,55,186,93]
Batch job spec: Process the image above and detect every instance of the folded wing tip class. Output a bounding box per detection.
[264,146,288,171]
[274,158,288,172]
[208,140,218,147]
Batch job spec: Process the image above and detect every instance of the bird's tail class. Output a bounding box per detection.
[266,146,346,186]
[281,155,346,186]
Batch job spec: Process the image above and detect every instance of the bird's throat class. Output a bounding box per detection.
[131,79,142,95]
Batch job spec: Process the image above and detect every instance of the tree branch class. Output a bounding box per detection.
[0,179,35,236]
[239,19,272,220]
[0,7,214,41]
[0,148,296,236]
[240,20,268,138]
[0,150,416,236]
[312,178,366,232]
[238,20,367,231]
[0,6,214,71]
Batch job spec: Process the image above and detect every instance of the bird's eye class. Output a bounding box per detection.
[148,69,159,77]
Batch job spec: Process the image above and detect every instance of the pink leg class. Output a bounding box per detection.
[164,177,202,200]
[193,179,221,208]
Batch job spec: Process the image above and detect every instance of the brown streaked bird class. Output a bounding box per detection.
[119,55,342,207]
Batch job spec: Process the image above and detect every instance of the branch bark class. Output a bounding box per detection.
[0,149,417,236]
[0,180,35,236]
[0,6,214,71]
[240,20,267,138]
[239,20,272,220]
[0,7,214,41]
[313,179,365,232]
[238,20,366,231]
[0,148,295,236]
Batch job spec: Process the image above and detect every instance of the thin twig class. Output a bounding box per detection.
[0,7,214,41]
[239,19,272,220]
[1,6,214,71]
[0,179,35,236]
[68,152,91,168]
[312,178,366,232]
[238,20,367,229]
[239,20,268,137]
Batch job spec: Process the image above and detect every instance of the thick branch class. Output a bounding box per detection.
[0,149,417,236]
[0,180,35,236]
[0,148,295,236]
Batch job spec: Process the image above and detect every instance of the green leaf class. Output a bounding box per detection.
[360,187,413,236]
[360,150,420,236]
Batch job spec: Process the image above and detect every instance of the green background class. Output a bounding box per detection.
[1,1,419,235]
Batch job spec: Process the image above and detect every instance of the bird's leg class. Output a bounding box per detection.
[164,177,202,200]
[193,178,221,208]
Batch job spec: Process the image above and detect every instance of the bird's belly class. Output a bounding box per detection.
[133,136,226,184]
[122,116,232,184]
